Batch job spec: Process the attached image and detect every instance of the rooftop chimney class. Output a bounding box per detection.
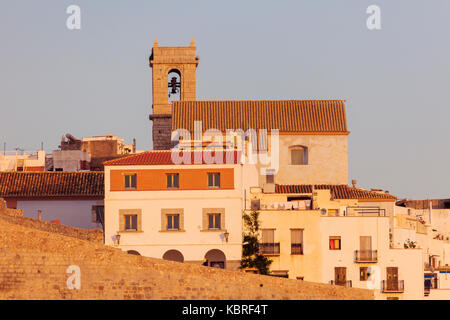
[351,179,357,188]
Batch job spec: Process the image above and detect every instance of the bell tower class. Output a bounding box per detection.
[149,38,199,150]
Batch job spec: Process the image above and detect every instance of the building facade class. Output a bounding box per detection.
[103,150,258,269]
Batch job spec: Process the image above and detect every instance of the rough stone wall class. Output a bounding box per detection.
[150,114,172,150]
[0,216,373,300]
[0,199,102,243]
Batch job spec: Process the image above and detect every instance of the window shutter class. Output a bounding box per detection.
[174,215,179,229]
[174,174,179,188]
[215,173,220,187]
[208,214,214,229]
[208,173,213,187]
[215,214,221,229]
[131,174,137,188]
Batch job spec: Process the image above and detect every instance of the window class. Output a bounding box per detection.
[91,205,104,224]
[208,213,221,230]
[166,173,179,189]
[360,267,370,281]
[202,208,225,231]
[124,174,137,189]
[291,229,304,254]
[260,229,280,255]
[161,209,184,231]
[119,209,141,232]
[266,173,274,184]
[124,215,137,231]
[167,214,180,230]
[329,236,341,250]
[208,173,220,188]
[290,146,308,165]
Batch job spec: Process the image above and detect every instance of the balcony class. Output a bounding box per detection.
[424,278,439,296]
[329,280,352,287]
[259,243,280,255]
[381,280,404,293]
[354,250,378,263]
[291,243,303,255]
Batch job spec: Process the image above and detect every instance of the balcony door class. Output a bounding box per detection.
[387,267,399,290]
[335,267,347,285]
[360,236,372,260]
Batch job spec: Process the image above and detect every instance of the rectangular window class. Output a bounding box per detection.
[208,213,221,230]
[360,267,370,281]
[291,229,304,254]
[91,205,104,223]
[329,236,341,250]
[124,215,137,231]
[124,174,137,189]
[291,147,308,165]
[208,173,220,188]
[167,214,180,230]
[166,173,179,189]
[266,174,274,184]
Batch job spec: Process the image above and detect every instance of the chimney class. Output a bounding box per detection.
[351,179,357,188]
[37,210,42,221]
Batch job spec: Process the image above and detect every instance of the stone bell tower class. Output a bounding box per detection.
[149,38,199,150]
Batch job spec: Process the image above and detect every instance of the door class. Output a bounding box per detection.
[386,267,399,290]
[335,267,347,286]
[360,236,372,260]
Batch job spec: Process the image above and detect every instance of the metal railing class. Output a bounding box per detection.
[259,243,280,255]
[329,280,352,287]
[291,243,303,255]
[381,280,404,293]
[354,250,378,262]
[345,206,386,217]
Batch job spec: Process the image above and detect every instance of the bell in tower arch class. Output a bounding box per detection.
[168,69,181,102]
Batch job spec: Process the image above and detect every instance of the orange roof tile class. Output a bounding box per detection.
[0,172,104,199]
[172,100,348,134]
[103,150,242,166]
[275,184,396,201]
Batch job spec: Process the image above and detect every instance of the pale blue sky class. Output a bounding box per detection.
[0,1,449,199]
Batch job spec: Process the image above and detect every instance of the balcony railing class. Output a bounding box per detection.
[381,280,404,293]
[291,243,303,255]
[354,250,378,263]
[424,278,439,294]
[345,206,386,217]
[329,280,352,287]
[259,243,280,255]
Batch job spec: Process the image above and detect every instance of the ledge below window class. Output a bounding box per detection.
[118,230,144,234]
[159,229,186,233]
[200,229,227,232]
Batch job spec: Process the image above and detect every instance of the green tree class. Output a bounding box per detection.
[240,210,272,275]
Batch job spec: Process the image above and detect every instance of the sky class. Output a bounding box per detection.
[0,0,449,199]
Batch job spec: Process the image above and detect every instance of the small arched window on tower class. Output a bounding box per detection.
[168,69,181,102]
[290,145,308,165]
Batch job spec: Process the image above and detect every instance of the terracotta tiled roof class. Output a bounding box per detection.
[172,100,348,134]
[275,184,396,201]
[0,172,104,199]
[103,150,242,166]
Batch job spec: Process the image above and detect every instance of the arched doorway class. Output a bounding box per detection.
[127,250,141,256]
[162,249,184,263]
[204,249,226,269]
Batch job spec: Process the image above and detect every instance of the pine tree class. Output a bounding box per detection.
[240,210,272,275]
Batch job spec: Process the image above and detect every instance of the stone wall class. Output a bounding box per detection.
[0,215,373,300]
